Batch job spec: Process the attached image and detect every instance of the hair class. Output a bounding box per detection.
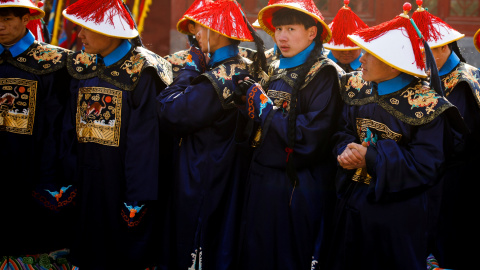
[0,7,30,17]
[245,21,267,75]
[448,41,466,63]
[272,8,324,186]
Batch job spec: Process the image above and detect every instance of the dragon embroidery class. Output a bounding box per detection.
[27,44,62,64]
[74,52,96,67]
[401,84,440,114]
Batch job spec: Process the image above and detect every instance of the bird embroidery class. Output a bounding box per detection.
[124,203,144,218]
[45,185,72,202]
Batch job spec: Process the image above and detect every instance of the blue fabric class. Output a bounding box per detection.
[326,50,362,71]
[376,72,415,96]
[0,30,35,57]
[279,41,315,69]
[439,51,460,76]
[207,44,239,68]
[157,53,251,269]
[329,85,456,269]
[100,39,132,66]
[238,62,343,270]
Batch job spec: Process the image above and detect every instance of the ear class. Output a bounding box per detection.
[22,14,30,26]
[307,25,317,41]
[187,22,196,35]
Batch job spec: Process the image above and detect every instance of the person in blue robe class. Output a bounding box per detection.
[328,6,467,270]
[156,0,267,269]
[0,3,75,267]
[233,2,345,269]
[61,0,174,269]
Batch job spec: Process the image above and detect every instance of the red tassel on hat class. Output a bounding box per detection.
[329,0,368,47]
[411,0,453,42]
[354,2,425,70]
[65,0,134,29]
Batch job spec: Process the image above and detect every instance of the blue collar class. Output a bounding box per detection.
[439,51,460,76]
[98,40,132,67]
[0,30,35,57]
[376,72,415,96]
[279,42,315,69]
[208,44,239,68]
[327,50,362,70]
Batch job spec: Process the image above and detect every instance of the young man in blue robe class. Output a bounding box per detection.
[61,0,173,269]
[232,0,344,269]
[156,0,267,269]
[412,2,480,268]
[329,3,466,270]
[0,0,75,267]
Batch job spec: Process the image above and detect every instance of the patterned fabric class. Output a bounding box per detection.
[68,47,173,91]
[340,71,455,126]
[426,254,450,270]
[193,56,252,109]
[0,41,70,75]
[0,249,71,270]
[443,62,480,108]
[32,185,77,212]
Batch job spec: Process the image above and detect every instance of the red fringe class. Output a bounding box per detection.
[26,18,43,40]
[190,0,253,41]
[412,10,453,42]
[355,15,425,70]
[330,6,368,47]
[66,0,135,29]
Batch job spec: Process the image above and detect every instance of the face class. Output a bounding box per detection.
[0,13,29,45]
[331,49,362,65]
[359,51,401,83]
[78,27,122,57]
[274,24,316,58]
[430,45,450,70]
[194,23,226,54]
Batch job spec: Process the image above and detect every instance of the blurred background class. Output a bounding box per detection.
[42,0,479,66]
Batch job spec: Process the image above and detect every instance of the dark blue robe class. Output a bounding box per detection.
[434,52,480,269]
[237,51,344,270]
[65,41,173,270]
[0,31,75,259]
[157,45,252,270]
[329,71,464,270]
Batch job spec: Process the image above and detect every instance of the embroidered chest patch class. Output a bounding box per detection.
[76,87,122,147]
[0,78,37,135]
[353,118,403,184]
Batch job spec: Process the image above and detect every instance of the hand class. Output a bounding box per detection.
[337,142,367,170]
[184,46,207,73]
[225,75,256,105]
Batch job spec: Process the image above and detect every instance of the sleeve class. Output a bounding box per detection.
[256,67,344,168]
[367,115,448,202]
[124,68,167,202]
[156,71,226,136]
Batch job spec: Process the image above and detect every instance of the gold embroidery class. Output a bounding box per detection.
[121,54,145,77]
[267,89,291,112]
[353,118,402,184]
[76,87,122,147]
[27,44,63,64]
[401,83,440,114]
[0,78,37,135]
[73,51,96,67]
[390,98,399,105]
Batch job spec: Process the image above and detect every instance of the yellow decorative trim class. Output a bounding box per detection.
[0,78,37,135]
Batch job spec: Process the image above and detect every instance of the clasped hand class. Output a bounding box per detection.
[337,142,367,170]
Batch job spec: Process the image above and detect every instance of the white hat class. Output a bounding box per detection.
[348,2,427,78]
[63,0,138,39]
[0,0,45,20]
[411,0,464,49]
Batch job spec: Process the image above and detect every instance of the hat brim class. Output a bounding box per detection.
[348,30,427,78]
[177,18,195,35]
[63,9,138,39]
[474,28,480,53]
[0,3,45,20]
[252,19,261,29]
[427,24,465,49]
[258,4,332,43]
[323,43,360,51]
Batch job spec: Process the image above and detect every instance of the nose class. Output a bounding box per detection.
[78,28,85,39]
[276,30,287,42]
[359,53,366,64]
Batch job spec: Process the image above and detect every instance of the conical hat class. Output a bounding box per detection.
[411,0,464,49]
[63,0,138,39]
[253,0,278,29]
[348,2,427,78]
[0,0,44,20]
[258,0,331,43]
[324,0,368,51]
[474,28,480,53]
[177,0,212,35]
[184,0,253,42]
